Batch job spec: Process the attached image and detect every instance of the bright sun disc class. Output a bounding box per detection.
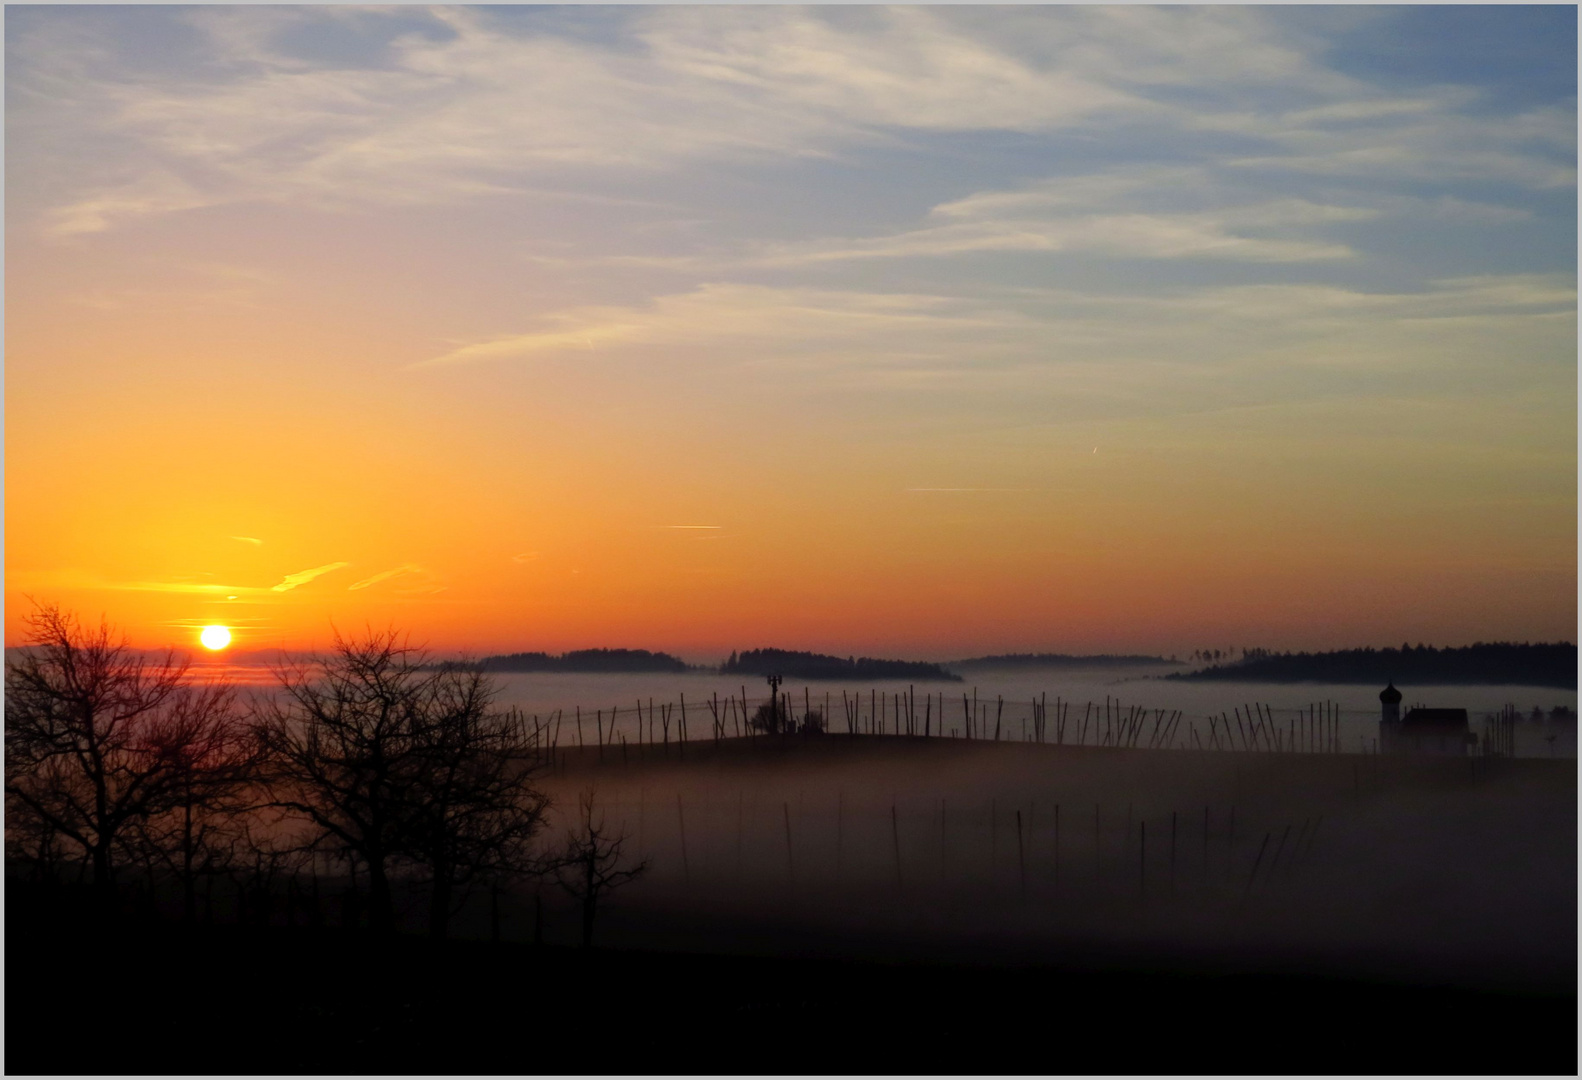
[199,625,231,651]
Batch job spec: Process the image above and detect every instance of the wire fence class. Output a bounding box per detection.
[505,685,1575,760]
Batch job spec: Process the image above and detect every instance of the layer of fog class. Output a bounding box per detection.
[481,666,1577,760]
[513,738,1574,992]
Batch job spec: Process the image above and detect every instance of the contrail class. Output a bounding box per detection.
[271,562,350,592]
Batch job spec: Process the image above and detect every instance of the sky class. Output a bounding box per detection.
[5,5,1576,661]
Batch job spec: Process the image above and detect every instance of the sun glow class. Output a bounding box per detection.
[199,625,232,651]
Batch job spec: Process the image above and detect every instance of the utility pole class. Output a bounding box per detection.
[767,674,783,733]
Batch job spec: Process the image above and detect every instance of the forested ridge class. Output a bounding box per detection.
[1170,642,1576,689]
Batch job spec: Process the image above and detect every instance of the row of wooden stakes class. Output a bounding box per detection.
[500,689,1357,759]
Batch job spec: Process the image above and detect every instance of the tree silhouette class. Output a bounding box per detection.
[253,630,550,936]
[554,791,647,948]
[126,684,255,923]
[252,630,434,934]
[750,698,790,734]
[407,663,549,939]
[5,604,239,910]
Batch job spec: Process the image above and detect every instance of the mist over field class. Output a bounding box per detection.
[172,657,1578,758]
[6,4,1574,1071]
[486,667,1578,756]
[480,736,1578,994]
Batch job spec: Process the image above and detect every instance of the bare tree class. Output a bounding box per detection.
[126,683,256,922]
[554,791,647,948]
[224,815,313,927]
[253,631,550,937]
[5,796,70,885]
[750,698,790,735]
[252,629,431,935]
[407,663,549,939]
[5,604,236,909]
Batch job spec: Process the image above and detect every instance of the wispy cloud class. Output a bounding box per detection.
[417,284,1007,367]
[230,535,264,546]
[753,193,1370,267]
[347,564,423,592]
[418,273,1574,381]
[12,7,1568,238]
[270,562,349,593]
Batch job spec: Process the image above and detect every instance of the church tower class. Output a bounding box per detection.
[1379,681,1402,724]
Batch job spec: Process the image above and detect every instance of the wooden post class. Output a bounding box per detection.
[891,802,902,889]
[677,793,689,881]
[1139,820,1146,898]
[939,798,947,883]
[1094,803,1101,882]
[1242,832,1270,906]
[1267,824,1292,881]
[1053,803,1060,890]
[1170,811,1177,892]
[1302,816,1324,866]
[783,802,795,885]
[1016,809,1026,899]
[835,790,843,882]
[990,798,998,865]
[1290,819,1310,880]
[1227,806,1236,882]
[1203,806,1209,878]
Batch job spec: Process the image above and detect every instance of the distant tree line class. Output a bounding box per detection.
[722,648,962,683]
[6,605,644,943]
[478,648,691,674]
[1170,642,1577,689]
[951,653,1180,669]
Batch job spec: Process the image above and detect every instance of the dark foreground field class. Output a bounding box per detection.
[9,738,1576,1074]
[6,884,1576,1076]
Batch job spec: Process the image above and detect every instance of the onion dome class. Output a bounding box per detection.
[1379,682,1402,704]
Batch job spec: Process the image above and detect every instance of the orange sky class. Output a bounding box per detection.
[6,7,1576,660]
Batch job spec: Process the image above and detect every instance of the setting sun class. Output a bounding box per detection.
[199,625,231,651]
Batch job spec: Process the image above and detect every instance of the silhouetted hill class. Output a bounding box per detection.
[722,648,962,682]
[480,648,691,674]
[1169,642,1577,689]
[953,652,1181,669]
